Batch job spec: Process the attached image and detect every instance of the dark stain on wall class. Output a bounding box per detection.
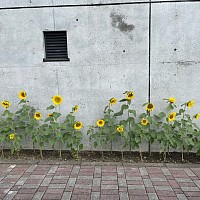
[110,12,134,33]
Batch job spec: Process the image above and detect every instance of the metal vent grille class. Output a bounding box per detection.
[43,31,70,62]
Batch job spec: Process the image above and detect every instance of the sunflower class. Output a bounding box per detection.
[169,97,176,103]
[73,105,80,113]
[96,119,105,127]
[146,103,154,112]
[18,90,27,99]
[9,133,15,140]
[187,100,195,108]
[195,114,200,120]
[126,92,134,100]
[109,98,117,106]
[34,112,42,120]
[52,95,63,106]
[141,118,148,126]
[1,100,10,109]
[168,112,176,122]
[74,121,83,130]
[48,113,53,117]
[116,126,124,133]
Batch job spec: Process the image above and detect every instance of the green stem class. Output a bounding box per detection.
[164,147,167,161]
[110,141,113,154]
[182,145,184,162]
[127,104,131,153]
[121,136,124,161]
[100,128,103,158]
[76,136,79,160]
[1,148,4,158]
[147,111,151,156]
[140,145,143,162]
[59,140,62,159]
[40,146,43,159]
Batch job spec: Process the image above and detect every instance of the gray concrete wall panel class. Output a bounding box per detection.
[151,2,200,118]
[0,4,149,149]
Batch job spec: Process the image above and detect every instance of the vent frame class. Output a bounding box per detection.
[43,31,70,62]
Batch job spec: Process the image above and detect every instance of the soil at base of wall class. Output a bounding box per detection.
[1,150,200,164]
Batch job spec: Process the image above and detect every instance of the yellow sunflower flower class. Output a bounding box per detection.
[9,133,15,140]
[146,103,154,112]
[187,100,195,108]
[141,118,148,126]
[52,95,63,106]
[169,97,176,103]
[195,114,200,120]
[48,113,53,117]
[18,90,27,99]
[116,126,124,133]
[109,98,117,106]
[126,92,134,100]
[34,112,42,120]
[1,100,10,109]
[73,105,80,113]
[74,121,83,130]
[168,112,176,122]
[96,119,105,127]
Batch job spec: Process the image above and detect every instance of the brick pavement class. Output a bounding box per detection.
[0,162,200,200]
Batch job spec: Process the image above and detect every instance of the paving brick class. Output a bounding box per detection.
[15,177,28,186]
[184,169,196,177]
[102,176,117,181]
[177,194,188,200]
[91,192,100,200]
[154,186,173,191]
[119,192,129,200]
[128,189,147,195]
[48,166,58,174]
[143,179,153,187]
[101,184,118,190]
[184,191,200,197]
[3,191,17,200]
[73,188,91,195]
[147,193,159,200]
[128,185,145,190]
[161,168,172,176]
[101,189,119,195]
[67,178,76,187]
[21,184,40,189]
[71,194,90,200]
[129,195,148,200]
[42,193,63,200]
[156,190,176,197]
[61,192,72,200]
[181,186,200,191]
[139,167,148,176]
[100,194,119,200]
[32,192,44,200]
[48,183,66,189]
[18,188,37,194]
[175,178,192,183]
[13,193,34,200]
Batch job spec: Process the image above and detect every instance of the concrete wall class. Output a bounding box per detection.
[0,0,199,150]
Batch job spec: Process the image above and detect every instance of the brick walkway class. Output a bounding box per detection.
[0,162,200,200]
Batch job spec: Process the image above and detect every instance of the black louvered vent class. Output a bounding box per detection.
[43,31,70,62]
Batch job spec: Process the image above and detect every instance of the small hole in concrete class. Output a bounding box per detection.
[76,19,79,21]
[123,50,125,52]
[174,48,177,51]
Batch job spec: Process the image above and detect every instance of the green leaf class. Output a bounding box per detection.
[113,104,129,117]
[79,143,84,150]
[53,112,61,120]
[18,99,27,104]
[167,104,174,111]
[155,112,166,119]
[142,103,148,106]
[119,99,129,102]
[46,105,55,110]
[139,113,147,118]
[129,110,136,117]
